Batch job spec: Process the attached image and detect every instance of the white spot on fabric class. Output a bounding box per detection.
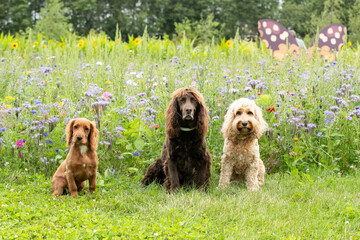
[270,35,277,42]
[338,26,342,32]
[319,33,328,43]
[331,38,336,45]
[265,28,272,35]
[280,31,289,40]
[328,28,333,34]
[335,32,340,39]
[273,24,279,31]
[262,21,267,28]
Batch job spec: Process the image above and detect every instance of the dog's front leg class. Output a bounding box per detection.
[218,154,233,188]
[257,158,265,186]
[165,159,180,193]
[195,156,211,190]
[65,171,78,198]
[89,172,96,194]
[245,161,260,191]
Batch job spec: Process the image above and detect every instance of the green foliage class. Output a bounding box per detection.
[0,0,281,40]
[348,0,360,45]
[311,0,346,30]
[174,14,223,44]
[34,0,72,41]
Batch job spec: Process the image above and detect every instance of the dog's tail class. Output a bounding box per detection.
[141,158,165,186]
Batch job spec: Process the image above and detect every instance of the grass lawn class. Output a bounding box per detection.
[0,168,359,239]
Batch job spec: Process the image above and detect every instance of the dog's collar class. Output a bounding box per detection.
[180,127,197,131]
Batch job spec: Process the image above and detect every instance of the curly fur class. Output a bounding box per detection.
[141,88,211,192]
[218,98,268,190]
[52,118,99,198]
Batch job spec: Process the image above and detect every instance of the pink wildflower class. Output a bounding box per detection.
[102,91,112,99]
[16,140,24,148]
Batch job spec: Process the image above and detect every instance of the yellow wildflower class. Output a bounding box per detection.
[78,39,84,48]
[11,42,18,49]
[33,42,39,46]
[134,37,141,45]
[226,40,233,47]
[348,41,352,46]
[5,96,15,101]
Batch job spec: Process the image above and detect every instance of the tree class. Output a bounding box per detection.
[348,0,360,45]
[0,0,34,34]
[311,0,346,30]
[34,0,72,40]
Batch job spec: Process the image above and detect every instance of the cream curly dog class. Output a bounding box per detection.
[218,98,267,190]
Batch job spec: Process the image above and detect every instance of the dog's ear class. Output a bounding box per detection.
[88,121,99,151]
[65,119,76,147]
[221,105,235,137]
[165,97,180,139]
[253,104,268,139]
[196,98,209,139]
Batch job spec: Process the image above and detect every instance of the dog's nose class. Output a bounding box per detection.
[242,122,248,127]
[77,136,83,141]
[186,108,192,114]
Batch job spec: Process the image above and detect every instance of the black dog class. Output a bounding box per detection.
[141,88,211,192]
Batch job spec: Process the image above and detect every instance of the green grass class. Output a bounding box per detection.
[1,169,359,239]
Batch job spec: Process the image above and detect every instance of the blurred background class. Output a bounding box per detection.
[1,0,359,45]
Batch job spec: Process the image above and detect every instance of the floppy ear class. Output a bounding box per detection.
[89,121,99,151]
[253,104,268,139]
[165,98,180,139]
[65,119,76,147]
[221,105,235,138]
[196,100,209,139]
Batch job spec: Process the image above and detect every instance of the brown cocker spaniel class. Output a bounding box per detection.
[52,118,99,198]
[141,88,211,192]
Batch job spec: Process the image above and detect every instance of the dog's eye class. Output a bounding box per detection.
[236,111,242,115]
[74,126,78,129]
[85,127,89,131]
[180,97,186,102]
[190,98,196,103]
[247,111,253,115]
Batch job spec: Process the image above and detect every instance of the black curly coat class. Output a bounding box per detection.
[141,88,211,192]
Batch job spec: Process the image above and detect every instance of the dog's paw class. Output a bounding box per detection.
[217,183,229,189]
[247,184,260,191]
[70,192,78,198]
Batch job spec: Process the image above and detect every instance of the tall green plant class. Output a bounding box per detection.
[34,0,72,41]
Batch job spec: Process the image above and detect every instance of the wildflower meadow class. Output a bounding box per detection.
[1,31,360,238]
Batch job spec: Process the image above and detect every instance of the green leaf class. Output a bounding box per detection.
[128,167,138,174]
[97,180,105,186]
[134,139,145,150]
[291,168,299,179]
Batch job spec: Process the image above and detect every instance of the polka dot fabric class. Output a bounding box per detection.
[307,24,347,60]
[257,19,301,61]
